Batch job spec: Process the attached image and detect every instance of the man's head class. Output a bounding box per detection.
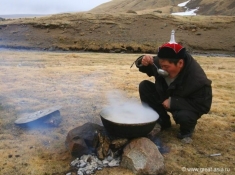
[157,42,186,78]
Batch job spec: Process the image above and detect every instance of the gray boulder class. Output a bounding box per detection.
[121,137,165,175]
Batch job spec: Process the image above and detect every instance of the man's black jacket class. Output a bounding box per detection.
[135,53,212,115]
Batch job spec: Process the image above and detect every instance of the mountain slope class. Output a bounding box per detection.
[90,0,187,14]
[90,0,235,16]
[187,0,235,16]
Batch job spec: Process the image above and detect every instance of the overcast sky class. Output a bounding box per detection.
[0,0,111,15]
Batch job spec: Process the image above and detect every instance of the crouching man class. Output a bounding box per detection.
[134,33,212,139]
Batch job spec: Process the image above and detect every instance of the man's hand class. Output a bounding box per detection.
[162,99,170,110]
[141,55,153,66]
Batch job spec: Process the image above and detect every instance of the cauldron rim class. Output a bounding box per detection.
[99,108,159,125]
[99,108,158,138]
[100,115,157,126]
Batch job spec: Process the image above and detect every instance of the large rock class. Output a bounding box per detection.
[65,122,129,159]
[65,122,104,157]
[121,137,165,175]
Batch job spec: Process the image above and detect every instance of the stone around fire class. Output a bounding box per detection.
[121,137,165,175]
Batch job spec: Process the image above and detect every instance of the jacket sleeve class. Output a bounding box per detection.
[170,96,199,113]
[134,55,154,77]
[170,85,212,115]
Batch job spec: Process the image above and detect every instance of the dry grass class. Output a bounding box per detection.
[0,50,234,175]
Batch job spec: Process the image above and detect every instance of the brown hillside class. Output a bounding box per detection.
[90,0,187,14]
[0,13,235,55]
[91,0,235,16]
[187,0,235,16]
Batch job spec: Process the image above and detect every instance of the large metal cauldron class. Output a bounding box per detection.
[100,108,159,138]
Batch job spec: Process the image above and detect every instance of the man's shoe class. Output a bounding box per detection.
[177,128,194,139]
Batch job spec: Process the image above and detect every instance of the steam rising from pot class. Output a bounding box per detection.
[103,90,159,124]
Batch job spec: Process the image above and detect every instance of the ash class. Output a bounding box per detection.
[67,152,121,175]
